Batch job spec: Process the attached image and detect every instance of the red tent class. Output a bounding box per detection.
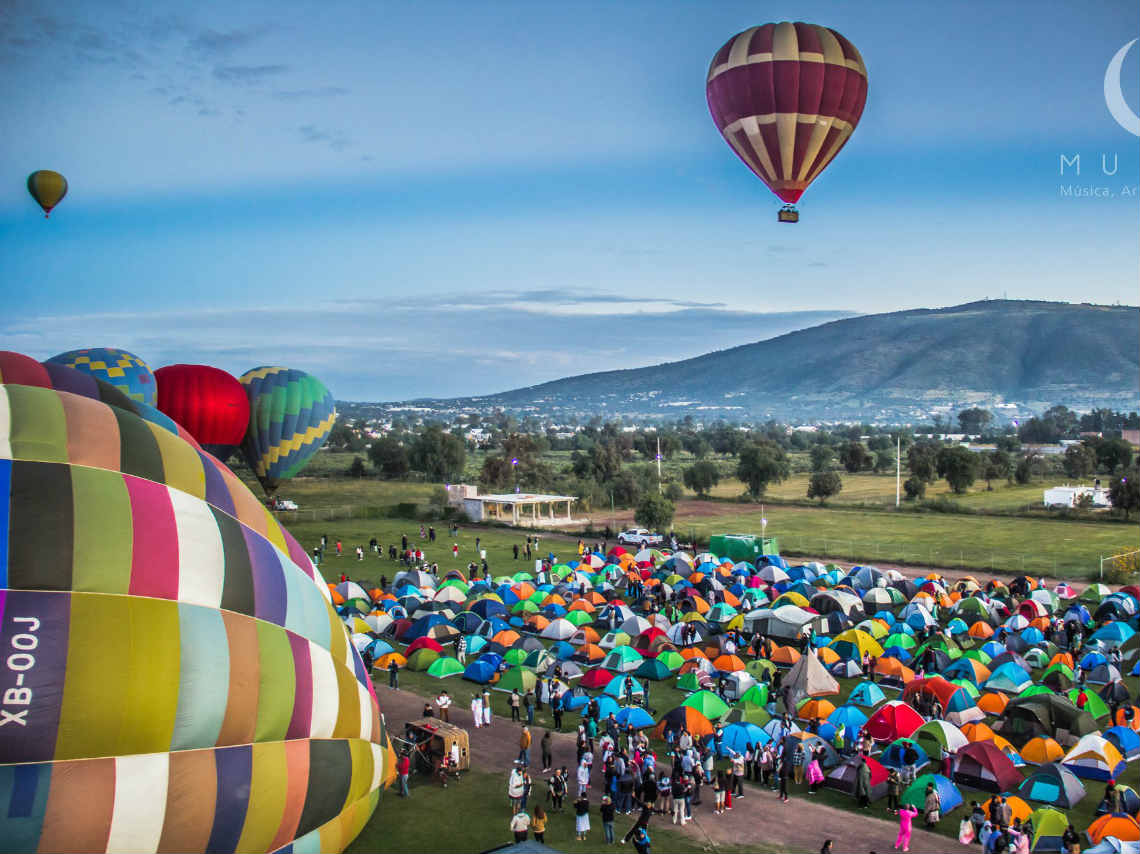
[954,741,1023,793]
[579,668,617,689]
[405,637,445,656]
[865,700,925,743]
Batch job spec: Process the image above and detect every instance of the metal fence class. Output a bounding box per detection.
[272,504,388,523]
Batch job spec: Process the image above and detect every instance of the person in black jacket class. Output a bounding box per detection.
[600,795,616,844]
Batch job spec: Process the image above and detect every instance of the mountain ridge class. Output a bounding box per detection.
[412,300,1140,421]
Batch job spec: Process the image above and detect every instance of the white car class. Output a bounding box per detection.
[273,498,299,511]
[616,528,664,548]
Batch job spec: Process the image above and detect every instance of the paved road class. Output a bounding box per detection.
[377,685,972,854]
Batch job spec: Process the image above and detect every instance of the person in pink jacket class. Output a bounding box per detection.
[894,804,918,852]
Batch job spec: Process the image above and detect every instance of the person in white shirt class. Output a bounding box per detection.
[436,691,452,722]
[471,693,483,728]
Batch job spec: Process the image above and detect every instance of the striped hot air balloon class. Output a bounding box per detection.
[240,367,336,496]
[0,362,390,854]
[706,22,868,221]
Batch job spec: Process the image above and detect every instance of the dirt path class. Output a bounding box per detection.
[377,685,971,854]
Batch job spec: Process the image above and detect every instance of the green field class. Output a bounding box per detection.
[261,461,1136,581]
[345,768,767,854]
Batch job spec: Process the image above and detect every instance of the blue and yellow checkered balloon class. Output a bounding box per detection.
[46,347,156,406]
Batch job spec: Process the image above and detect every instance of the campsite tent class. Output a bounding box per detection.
[824,756,888,801]
[1060,734,1127,781]
[1017,762,1086,808]
[901,773,963,812]
[953,740,1023,793]
[865,700,925,743]
[1029,807,1070,853]
[999,694,1099,748]
[782,650,840,709]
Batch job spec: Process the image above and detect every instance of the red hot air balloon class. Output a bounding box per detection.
[154,363,250,460]
[706,22,868,222]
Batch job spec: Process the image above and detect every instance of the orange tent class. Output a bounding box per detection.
[525,615,551,631]
[816,647,840,666]
[568,600,596,613]
[492,630,521,647]
[962,722,996,743]
[679,647,709,661]
[375,652,407,670]
[1021,737,1064,764]
[578,643,605,662]
[798,699,836,721]
[713,654,746,672]
[981,795,1031,824]
[542,594,568,607]
[771,645,801,666]
[330,589,346,605]
[978,692,1009,716]
[511,582,536,599]
[873,657,914,684]
[1048,652,1075,669]
[585,591,607,605]
[1087,814,1140,844]
[1115,706,1140,730]
[968,622,994,639]
[573,626,601,644]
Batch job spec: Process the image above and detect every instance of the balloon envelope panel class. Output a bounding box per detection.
[240,367,336,493]
[46,347,157,407]
[0,361,387,854]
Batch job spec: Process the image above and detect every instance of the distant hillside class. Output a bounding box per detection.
[443,300,1139,421]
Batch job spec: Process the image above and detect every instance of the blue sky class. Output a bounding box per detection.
[1,0,1137,400]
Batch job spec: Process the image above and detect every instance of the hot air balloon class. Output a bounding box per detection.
[240,366,336,496]
[706,22,868,222]
[47,346,157,406]
[26,170,68,217]
[0,350,199,445]
[0,359,390,854]
[155,364,251,460]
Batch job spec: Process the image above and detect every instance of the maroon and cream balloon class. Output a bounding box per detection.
[707,22,868,216]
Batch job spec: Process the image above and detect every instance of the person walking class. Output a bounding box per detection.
[524,689,535,725]
[573,793,591,842]
[519,726,532,767]
[601,795,616,844]
[483,689,493,727]
[631,824,651,854]
[471,692,483,728]
[778,749,792,803]
[552,690,563,732]
[508,765,526,813]
[510,689,522,722]
[886,768,902,813]
[550,767,568,812]
[387,657,400,689]
[923,782,942,829]
[713,770,726,815]
[856,757,872,808]
[531,806,547,844]
[792,743,806,786]
[397,751,411,797]
[731,751,745,798]
[539,729,553,772]
[895,803,918,852]
[436,690,452,723]
[510,809,530,843]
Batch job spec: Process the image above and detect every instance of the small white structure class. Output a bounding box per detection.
[446,484,577,526]
[1043,485,1112,509]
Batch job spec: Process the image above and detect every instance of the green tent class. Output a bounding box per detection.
[496,667,537,693]
[406,648,440,671]
[682,690,730,720]
[656,650,685,671]
[745,659,776,679]
[725,703,771,727]
[1079,584,1111,604]
[1029,808,1069,852]
[739,684,770,708]
[427,657,465,678]
[677,672,705,693]
[504,648,529,666]
[1066,688,1109,719]
[523,649,556,671]
[565,610,593,627]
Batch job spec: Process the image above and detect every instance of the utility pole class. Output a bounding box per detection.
[656,435,662,491]
[896,435,901,507]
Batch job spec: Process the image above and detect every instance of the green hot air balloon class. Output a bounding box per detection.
[240,366,336,496]
[27,170,68,217]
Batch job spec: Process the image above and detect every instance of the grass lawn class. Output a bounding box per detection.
[249,460,1135,582]
[346,768,767,854]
